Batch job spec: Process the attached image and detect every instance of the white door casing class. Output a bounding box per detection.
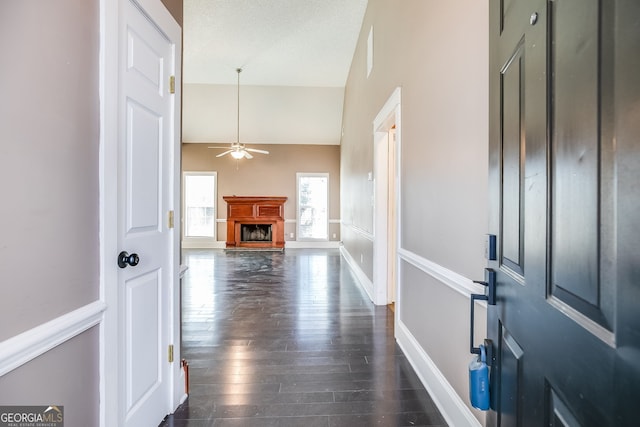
[100,0,182,426]
[372,87,401,306]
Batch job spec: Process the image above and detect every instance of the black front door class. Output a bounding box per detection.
[487,0,640,425]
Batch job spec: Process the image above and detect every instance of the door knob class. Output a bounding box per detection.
[118,251,139,268]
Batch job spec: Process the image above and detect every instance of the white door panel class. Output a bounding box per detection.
[126,270,161,409]
[118,1,172,426]
[126,101,161,232]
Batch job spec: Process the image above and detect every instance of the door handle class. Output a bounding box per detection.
[470,268,496,355]
[118,251,139,268]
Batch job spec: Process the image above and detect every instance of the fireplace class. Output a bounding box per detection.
[241,224,272,242]
[223,196,287,248]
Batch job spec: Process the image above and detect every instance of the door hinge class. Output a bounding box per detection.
[168,210,174,229]
[168,344,174,363]
[169,75,175,94]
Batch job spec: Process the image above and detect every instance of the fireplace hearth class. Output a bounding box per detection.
[223,196,287,248]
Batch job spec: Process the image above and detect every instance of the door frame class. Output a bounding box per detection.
[100,0,182,425]
[372,87,401,306]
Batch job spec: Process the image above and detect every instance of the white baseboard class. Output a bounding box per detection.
[181,240,226,249]
[179,393,188,405]
[285,241,341,249]
[182,241,341,249]
[395,319,482,427]
[339,246,374,303]
[0,300,106,377]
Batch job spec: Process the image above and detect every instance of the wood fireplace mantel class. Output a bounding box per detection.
[223,196,287,248]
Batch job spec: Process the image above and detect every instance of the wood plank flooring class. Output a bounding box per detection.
[160,248,447,427]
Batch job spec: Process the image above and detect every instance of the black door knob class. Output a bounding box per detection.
[118,251,139,268]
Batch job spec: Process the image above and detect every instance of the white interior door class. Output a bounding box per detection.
[118,1,173,425]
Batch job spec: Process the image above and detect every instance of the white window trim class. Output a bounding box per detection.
[296,172,330,242]
[182,171,217,244]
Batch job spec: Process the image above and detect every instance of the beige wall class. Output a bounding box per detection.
[0,328,100,426]
[182,143,341,242]
[0,0,100,421]
[183,84,344,146]
[0,0,100,342]
[341,0,489,423]
[161,0,183,26]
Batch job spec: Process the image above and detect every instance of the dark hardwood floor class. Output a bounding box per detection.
[160,248,447,427]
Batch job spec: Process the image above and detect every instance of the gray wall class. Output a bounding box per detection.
[0,0,100,342]
[340,0,489,422]
[0,0,100,422]
[0,328,100,427]
[182,143,341,242]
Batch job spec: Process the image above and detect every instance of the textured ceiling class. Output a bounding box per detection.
[183,0,369,87]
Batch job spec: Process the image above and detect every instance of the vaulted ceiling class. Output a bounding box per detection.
[182,0,368,145]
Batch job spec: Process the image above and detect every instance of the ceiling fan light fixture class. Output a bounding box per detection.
[208,68,269,160]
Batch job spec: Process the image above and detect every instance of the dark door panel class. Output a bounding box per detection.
[487,0,639,425]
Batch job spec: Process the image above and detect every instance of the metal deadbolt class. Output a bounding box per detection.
[530,12,538,25]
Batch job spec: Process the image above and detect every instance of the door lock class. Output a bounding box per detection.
[470,268,496,355]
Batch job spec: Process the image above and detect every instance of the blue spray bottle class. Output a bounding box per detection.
[469,344,490,410]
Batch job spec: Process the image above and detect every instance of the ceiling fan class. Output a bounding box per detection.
[208,68,269,160]
[208,142,269,159]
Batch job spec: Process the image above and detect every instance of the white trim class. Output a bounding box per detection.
[181,240,226,249]
[373,87,402,133]
[396,320,482,427]
[372,87,401,306]
[179,393,188,405]
[215,218,226,223]
[285,241,341,249]
[344,223,374,241]
[340,246,374,302]
[285,218,341,224]
[398,247,488,300]
[296,172,331,241]
[99,0,120,424]
[181,237,219,248]
[181,241,341,249]
[0,301,106,377]
[182,171,217,241]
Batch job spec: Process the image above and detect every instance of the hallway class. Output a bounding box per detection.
[161,249,447,427]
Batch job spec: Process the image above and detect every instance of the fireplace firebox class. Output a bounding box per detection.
[223,196,287,248]
[241,224,272,242]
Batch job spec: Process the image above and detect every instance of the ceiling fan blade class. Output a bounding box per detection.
[243,151,254,159]
[216,150,232,157]
[246,148,269,154]
[208,146,231,149]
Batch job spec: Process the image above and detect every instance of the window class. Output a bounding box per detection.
[183,172,216,239]
[297,173,329,240]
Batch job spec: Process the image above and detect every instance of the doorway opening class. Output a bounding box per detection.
[373,88,401,307]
